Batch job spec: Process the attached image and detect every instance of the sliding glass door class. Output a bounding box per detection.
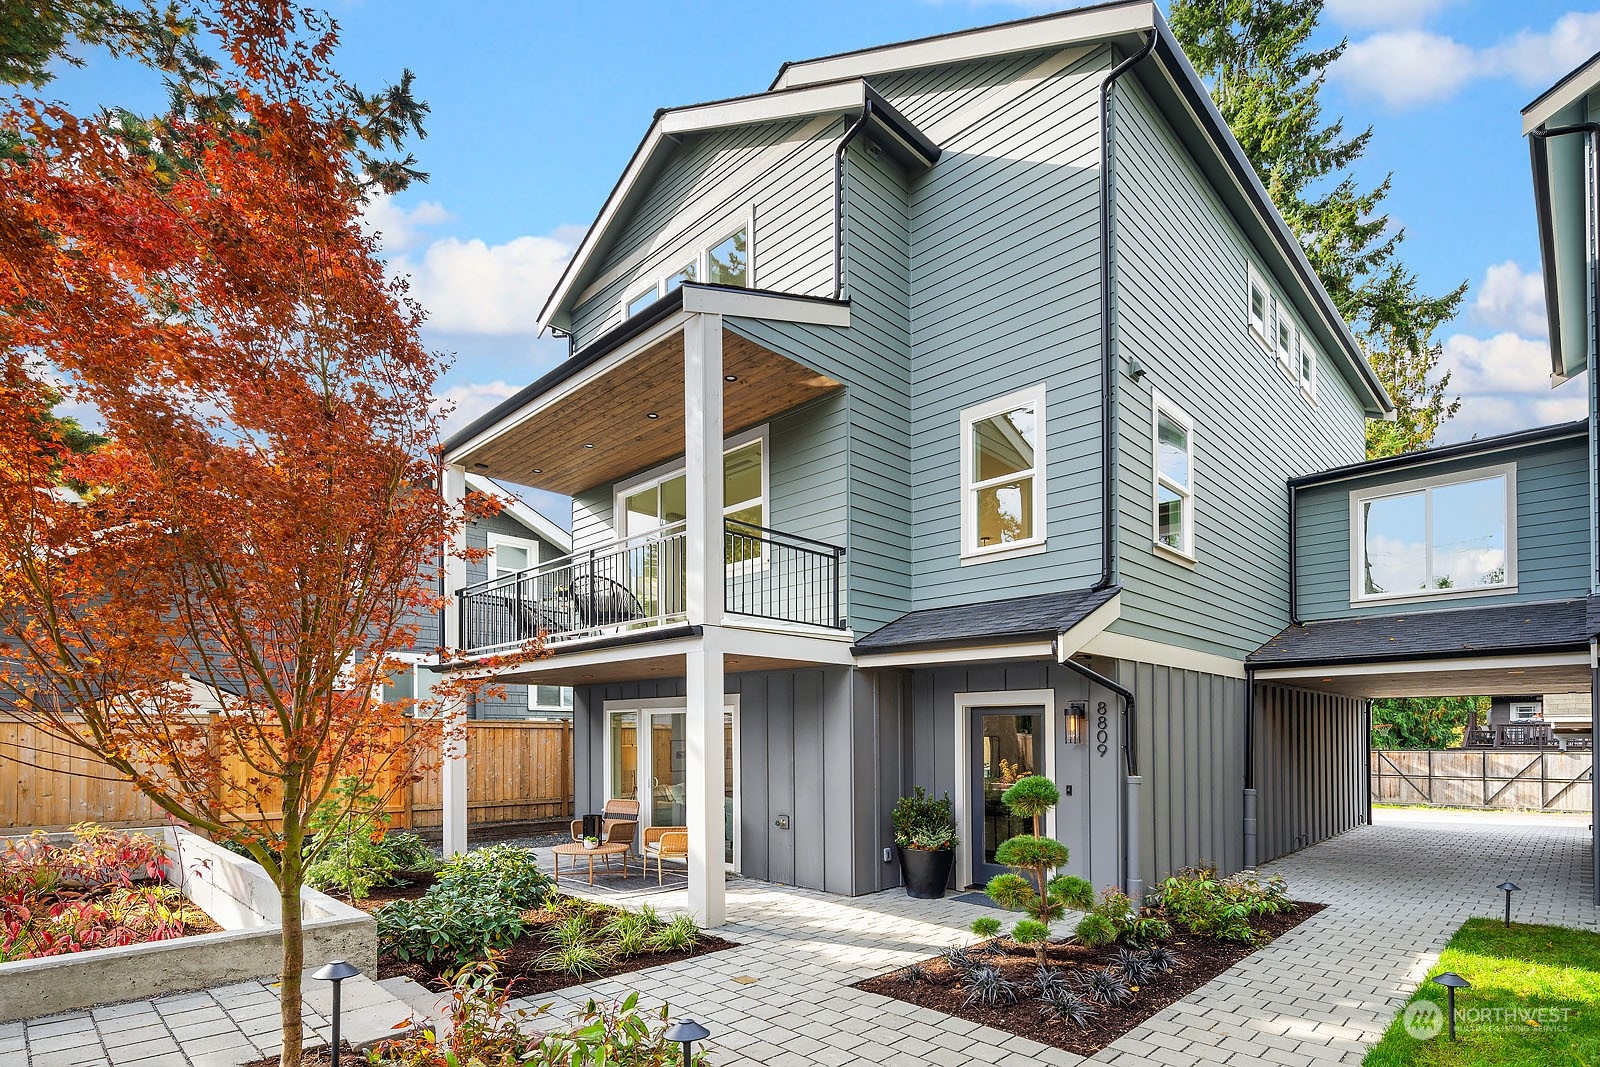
[606,703,737,869]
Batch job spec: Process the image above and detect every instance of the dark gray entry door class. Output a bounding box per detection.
[970,706,1044,886]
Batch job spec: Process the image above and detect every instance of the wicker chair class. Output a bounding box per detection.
[642,826,689,884]
[571,798,640,870]
[569,574,647,627]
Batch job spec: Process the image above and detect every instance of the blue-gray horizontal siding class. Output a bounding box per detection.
[902,47,1111,608]
[1295,436,1590,619]
[463,514,566,718]
[568,117,841,348]
[1109,78,1367,659]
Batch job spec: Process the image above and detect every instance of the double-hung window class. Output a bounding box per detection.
[622,218,752,319]
[1152,395,1195,559]
[1351,465,1515,603]
[960,384,1046,562]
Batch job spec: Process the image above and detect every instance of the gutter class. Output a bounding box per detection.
[834,86,940,299]
[834,103,874,299]
[1093,31,1156,591]
[1288,481,1299,625]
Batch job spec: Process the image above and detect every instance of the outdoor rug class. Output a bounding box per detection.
[553,859,691,898]
[950,891,1002,908]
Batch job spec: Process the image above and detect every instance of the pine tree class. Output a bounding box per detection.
[1170,0,1466,457]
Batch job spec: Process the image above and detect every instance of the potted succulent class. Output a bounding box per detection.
[582,835,600,851]
[892,787,958,899]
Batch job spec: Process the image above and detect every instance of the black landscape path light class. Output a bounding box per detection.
[312,959,362,1067]
[1497,881,1521,926]
[1432,972,1470,1041]
[664,1018,710,1065]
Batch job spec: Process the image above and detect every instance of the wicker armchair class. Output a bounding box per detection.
[642,825,689,885]
[571,798,640,869]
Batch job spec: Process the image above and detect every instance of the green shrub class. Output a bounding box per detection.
[436,844,550,910]
[381,831,438,877]
[304,776,397,901]
[994,835,1069,870]
[970,916,1002,939]
[980,775,1082,965]
[1000,775,1058,821]
[538,940,613,978]
[1011,919,1049,945]
[891,787,959,851]
[1149,866,1277,943]
[649,914,700,953]
[1073,912,1116,948]
[376,886,527,966]
[1049,875,1095,911]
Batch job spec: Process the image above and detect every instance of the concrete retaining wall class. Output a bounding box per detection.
[0,827,376,1022]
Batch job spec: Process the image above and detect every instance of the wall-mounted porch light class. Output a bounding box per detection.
[1066,701,1088,745]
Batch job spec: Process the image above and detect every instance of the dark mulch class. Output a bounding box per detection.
[236,1044,353,1067]
[854,902,1325,1056]
[373,903,739,997]
[339,871,437,915]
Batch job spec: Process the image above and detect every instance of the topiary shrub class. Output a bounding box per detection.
[975,774,1092,965]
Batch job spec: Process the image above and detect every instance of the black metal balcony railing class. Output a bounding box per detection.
[458,520,845,654]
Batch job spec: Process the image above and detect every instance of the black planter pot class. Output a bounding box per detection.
[898,845,955,899]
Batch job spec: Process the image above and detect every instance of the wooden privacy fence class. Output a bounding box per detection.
[1371,749,1593,812]
[0,715,572,832]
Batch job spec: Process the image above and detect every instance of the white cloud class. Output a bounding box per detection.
[1336,30,1477,108]
[1336,10,1600,109]
[361,192,454,254]
[392,226,582,336]
[1324,0,1452,30]
[434,380,521,436]
[1434,331,1586,442]
[1472,261,1547,338]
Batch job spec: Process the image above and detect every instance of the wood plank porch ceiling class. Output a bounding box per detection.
[459,328,842,496]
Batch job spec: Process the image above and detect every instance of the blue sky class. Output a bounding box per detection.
[44,0,1600,482]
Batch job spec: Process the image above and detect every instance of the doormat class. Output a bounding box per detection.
[950,891,1002,908]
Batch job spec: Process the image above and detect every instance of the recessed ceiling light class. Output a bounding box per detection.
[724,374,737,382]
[472,462,488,470]
[646,413,659,419]
[531,468,542,474]
[583,443,595,449]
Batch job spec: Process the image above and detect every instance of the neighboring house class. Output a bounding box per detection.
[441,0,1406,924]
[397,475,574,720]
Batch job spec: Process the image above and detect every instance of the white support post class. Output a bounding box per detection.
[684,313,726,927]
[440,462,470,858]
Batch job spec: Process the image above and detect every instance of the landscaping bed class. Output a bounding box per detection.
[857,898,1323,1056]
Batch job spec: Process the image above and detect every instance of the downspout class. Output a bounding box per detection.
[834,97,875,300]
[1093,32,1157,592]
[1287,483,1300,625]
[1242,668,1257,869]
[1058,652,1141,900]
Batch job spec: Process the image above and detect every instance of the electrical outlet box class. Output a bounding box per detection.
[883,847,893,863]
[1064,784,1072,796]
[773,814,790,830]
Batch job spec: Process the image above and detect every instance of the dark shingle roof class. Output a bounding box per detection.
[1587,595,1600,639]
[1248,599,1590,668]
[853,586,1119,655]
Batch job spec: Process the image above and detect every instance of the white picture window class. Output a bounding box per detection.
[960,384,1047,561]
[1351,465,1516,603]
[1247,264,1269,349]
[486,532,540,580]
[1152,395,1195,559]
[622,212,754,319]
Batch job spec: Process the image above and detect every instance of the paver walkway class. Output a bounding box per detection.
[9,808,1593,1066]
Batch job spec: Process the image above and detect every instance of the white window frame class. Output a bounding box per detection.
[530,684,574,714]
[1272,297,1296,378]
[486,532,541,580]
[959,383,1048,564]
[1348,462,1519,606]
[1247,263,1270,350]
[620,206,757,319]
[613,423,770,544]
[1151,392,1196,564]
[1296,326,1317,401]
[1510,702,1541,722]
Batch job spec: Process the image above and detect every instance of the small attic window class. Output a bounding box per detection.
[1247,264,1269,349]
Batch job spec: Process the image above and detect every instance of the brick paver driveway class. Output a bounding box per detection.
[8,809,1593,1066]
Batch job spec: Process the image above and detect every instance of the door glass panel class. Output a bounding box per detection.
[625,487,660,535]
[978,713,1037,873]
[725,711,735,866]
[610,712,638,802]
[660,475,687,525]
[650,713,687,828]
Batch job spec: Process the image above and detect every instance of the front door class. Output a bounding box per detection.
[970,707,1044,885]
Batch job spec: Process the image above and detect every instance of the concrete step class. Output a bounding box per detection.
[302,972,419,1051]
[377,975,454,1039]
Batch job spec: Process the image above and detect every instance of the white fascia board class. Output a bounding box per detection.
[659,80,864,136]
[462,473,571,553]
[680,285,851,326]
[718,624,857,665]
[1078,630,1246,679]
[772,1,1153,90]
[1253,650,1591,682]
[853,640,1056,669]
[445,308,691,465]
[1523,55,1600,134]
[538,81,867,335]
[1054,592,1122,660]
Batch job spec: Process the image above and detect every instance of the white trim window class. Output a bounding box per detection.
[486,532,541,580]
[1273,299,1296,378]
[1152,394,1195,560]
[1296,327,1317,399]
[615,425,769,562]
[530,684,574,715]
[1247,263,1270,349]
[1350,464,1517,604]
[960,384,1047,562]
[621,211,754,319]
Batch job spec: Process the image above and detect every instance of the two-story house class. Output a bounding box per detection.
[439,1,1402,925]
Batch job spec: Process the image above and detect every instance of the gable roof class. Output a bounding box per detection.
[1248,599,1590,668]
[464,473,571,553]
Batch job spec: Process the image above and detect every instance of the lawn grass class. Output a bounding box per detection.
[1363,918,1600,1066]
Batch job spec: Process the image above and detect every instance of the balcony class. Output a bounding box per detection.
[458,520,845,655]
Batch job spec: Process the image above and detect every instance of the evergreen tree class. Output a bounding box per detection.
[1170,0,1466,457]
